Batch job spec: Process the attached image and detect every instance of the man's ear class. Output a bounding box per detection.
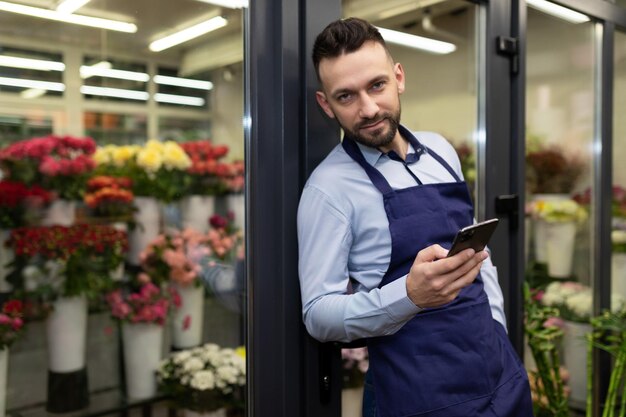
[315,91,336,119]
[394,62,406,95]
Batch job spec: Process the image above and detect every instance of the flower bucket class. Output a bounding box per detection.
[612,253,626,300]
[171,283,205,349]
[342,386,364,417]
[128,197,160,265]
[47,295,88,372]
[545,221,577,278]
[0,348,7,417]
[531,194,570,263]
[562,320,591,409]
[46,295,89,412]
[184,409,226,417]
[41,199,76,226]
[181,195,215,233]
[122,322,163,400]
[0,230,13,292]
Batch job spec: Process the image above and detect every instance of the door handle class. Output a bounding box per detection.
[495,194,519,230]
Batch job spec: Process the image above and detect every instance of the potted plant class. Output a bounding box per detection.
[83,176,136,223]
[106,280,180,400]
[157,343,246,417]
[529,198,587,277]
[525,140,586,196]
[0,135,97,225]
[140,228,211,349]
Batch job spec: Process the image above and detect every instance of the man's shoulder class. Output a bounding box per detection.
[306,143,360,189]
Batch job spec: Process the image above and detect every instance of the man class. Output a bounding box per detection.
[297,17,533,417]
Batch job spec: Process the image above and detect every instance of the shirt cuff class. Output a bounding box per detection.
[379,274,423,322]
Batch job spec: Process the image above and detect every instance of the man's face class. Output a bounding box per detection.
[315,41,405,150]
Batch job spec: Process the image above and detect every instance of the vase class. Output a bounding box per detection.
[225,194,244,232]
[545,221,577,278]
[46,295,89,412]
[613,253,626,300]
[0,348,7,417]
[342,386,364,417]
[184,408,227,417]
[161,201,182,235]
[531,194,570,263]
[171,283,205,349]
[562,320,592,409]
[121,322,163,400]
[128,197,161,266]
[0,230,13,292]
[181,195,216,233]
[41,199,76,226]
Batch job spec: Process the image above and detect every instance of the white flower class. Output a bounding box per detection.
[612,230,626,244]
[190,370,215,391]
[183,357,205,373]
[565,290,593,319]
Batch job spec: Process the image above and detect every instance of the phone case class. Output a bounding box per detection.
[447,218,499,257]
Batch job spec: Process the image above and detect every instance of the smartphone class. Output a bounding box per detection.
[447,218,499,257]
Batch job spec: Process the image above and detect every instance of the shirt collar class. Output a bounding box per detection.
[353,124,426,166]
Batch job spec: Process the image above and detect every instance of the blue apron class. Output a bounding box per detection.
[341,128,533,417]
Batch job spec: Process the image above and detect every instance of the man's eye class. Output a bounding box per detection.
[371,81,385,90]
[337,94,352,102]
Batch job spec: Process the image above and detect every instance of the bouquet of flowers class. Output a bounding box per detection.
[529,199,587,223]
[523,283,570,417]
[105,281,180,326]
[525,141,586,195]
[538,281,626,323]
[221,160,245,194]
[94,140,192,202]
[157,343,246,413]
[7,224,128,301]
[341,347,369,389]
[83,176,135,222]
[206,214,243,264]
[140,228,211,287]
[180,140,231,196]
[0,299,24,349]
[0,180,53,228]
[0,135,96,200]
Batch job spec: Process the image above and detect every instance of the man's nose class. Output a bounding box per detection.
[358,94,379,119]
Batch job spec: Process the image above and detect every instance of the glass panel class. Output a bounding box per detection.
[338,0,478,414]
[524,5,595,413]
[0,2,247,417]
[613,31,626,310]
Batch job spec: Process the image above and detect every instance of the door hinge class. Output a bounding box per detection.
[496,36,519,75]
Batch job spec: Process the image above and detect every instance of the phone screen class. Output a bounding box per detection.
[447,218,499,257]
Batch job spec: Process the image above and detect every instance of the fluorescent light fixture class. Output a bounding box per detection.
[0,1,137,32]
[20,88,47,99]
[56,0,90,14]
[0,76,65,91]
[149,16,228,52]
[0,55,65,71]
[377,27,456,55]
[155,93,205,106]
[154,75,213,90]
[80,66,149,82]
[80,85,149,100]
[526,0,590,23]
[194,0,248,8]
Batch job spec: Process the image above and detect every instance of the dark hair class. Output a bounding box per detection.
[312,17,390,80]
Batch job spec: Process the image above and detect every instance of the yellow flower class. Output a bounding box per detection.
[162,141,191,170]
[93,146,113,166]
[136,147,163,173]
[112,145,139,167]
[235,346,246,359]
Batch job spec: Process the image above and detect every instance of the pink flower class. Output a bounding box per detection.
[543,317,565,329]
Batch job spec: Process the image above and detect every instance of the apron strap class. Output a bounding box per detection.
[342,137,394,195]
[424,146,462,182]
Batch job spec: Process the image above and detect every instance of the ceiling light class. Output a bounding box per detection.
[194,0,248,8]
[80,85,149,100]
[526,0,590,23]
[0,76,65,91]
[56,0,91,14]
[20,88,47,99]
[376,27,456,55]
[0,1,137,33]
[154,75,213,90]
[0,55,65,71]
[80,66,149,82]
[154,93,205,106]
[149,16,228,52]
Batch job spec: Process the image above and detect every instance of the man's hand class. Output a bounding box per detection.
[406,244,488,308]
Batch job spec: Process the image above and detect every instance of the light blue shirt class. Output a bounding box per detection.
[297,130,506,343]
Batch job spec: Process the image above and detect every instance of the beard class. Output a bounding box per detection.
[342,107,401,149]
